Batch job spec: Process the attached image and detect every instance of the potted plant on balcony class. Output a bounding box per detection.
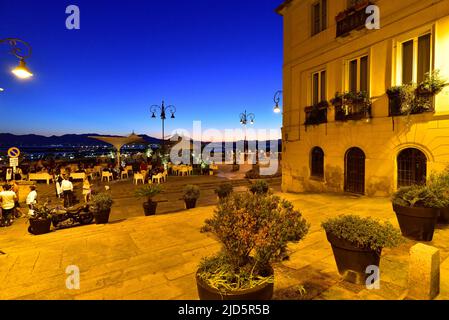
[249,179,270,195]
[392,184,444,241]
[197,192,309,300]
[28,202,53,235]
[135,184,162,216]
[214,183,233,201]
[416,69,447,97]
[322,215,403,285]
[184,185,200,209]
[90,192,113,224]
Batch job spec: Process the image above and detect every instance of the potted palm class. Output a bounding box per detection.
[249,180,270,195]
[28,202,53,235]
[214,183,233,201]
[392,185,444,241]
[135,184,162,216]
[184,185,200,209]
[198,192,309,300]
[322,215,402,285]
[90,192,113,224]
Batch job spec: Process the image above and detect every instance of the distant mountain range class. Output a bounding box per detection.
[0,133,161,147]
[0,133,282,149]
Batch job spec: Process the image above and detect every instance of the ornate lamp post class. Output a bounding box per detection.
[273,90,283,114]
[150,101,176,153]
[239,110,255,163]
[0,38,33,79]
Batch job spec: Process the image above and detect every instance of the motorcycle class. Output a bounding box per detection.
[50,203,94,229]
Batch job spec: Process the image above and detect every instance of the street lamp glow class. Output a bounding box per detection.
[12,59,33,79]
[273,104,281,113]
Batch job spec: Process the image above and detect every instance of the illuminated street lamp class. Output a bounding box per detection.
[150,101,177,152]
[273,90,283,114]
[239,110,255,163]
[0,38,33,79]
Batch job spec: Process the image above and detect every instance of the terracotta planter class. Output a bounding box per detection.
[143,201,158,216]
[196,268,274,300]
[326,233,381,285]
[438,207,449,224]
[28,218,52,235]
[393,204,439,241]
[94,208,111,224]
[185,199,197,209]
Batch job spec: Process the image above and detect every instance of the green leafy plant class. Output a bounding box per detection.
[199,192,309,292]
[215,183,233,200]
[249,180,270,195]
[417,70,448,95]
[322,215,403,252]
[392,184,446,208]
[428,167,449,208]
[135,184,162,203]
[183,185,200,200]
[90,192,113,212]
[30,202,52,221]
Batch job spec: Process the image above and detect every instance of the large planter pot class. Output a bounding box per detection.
[196,267,274,300]
[185,199,197,209]
[438,207,449,224]
[94,208,111,224]
[28,218,52,235]
[393,204,439,241]
[326,233,381,285]
[143,201,158,216]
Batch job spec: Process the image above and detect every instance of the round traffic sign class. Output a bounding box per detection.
[7,147,21,158]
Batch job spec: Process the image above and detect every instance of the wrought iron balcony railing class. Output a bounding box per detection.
[304,102,329,126]
[336,1,373,38]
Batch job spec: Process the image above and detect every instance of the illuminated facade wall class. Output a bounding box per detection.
[278,0,449,196]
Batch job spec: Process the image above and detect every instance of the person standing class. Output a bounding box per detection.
[60,175,74,208]
[11,181,22,218]
[26,185,38,217]
[82,178,92,203]
[0,184,17,227]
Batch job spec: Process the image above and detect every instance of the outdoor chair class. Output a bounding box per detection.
[121,171,129,179]
[152,173,164,184]
[133,173,144,185]
[102,171,113,182]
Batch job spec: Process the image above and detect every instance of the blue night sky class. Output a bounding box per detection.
[0,0,283,139]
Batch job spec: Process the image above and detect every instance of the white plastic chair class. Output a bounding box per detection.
[133,173,144,185]
[121,171,129,179]
[152,173,164,184]
[102,171,113,182]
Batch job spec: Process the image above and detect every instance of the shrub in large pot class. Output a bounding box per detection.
[249,179,270,195]
[28,202,53,235]
[197,192,309,300]
[90,192,113,224]
[322,215,403,285]
[429,168,449,224]
[392,185,444,241]
[135,184,162,216]
[183,185,200,209]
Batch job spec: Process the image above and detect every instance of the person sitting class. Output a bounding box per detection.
[0,184,17,227]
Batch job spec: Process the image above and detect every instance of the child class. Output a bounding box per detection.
[82,178,92,203]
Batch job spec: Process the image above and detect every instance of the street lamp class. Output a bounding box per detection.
[273,90,283,114]
[0,38,33,79]
[150,101,176,152]
[239,110,255,163]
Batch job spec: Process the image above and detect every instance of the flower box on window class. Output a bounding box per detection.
[305,101,329,126]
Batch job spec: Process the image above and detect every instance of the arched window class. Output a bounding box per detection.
[397,148,427,188]
[345,147,366,194]
[311,147,325,179]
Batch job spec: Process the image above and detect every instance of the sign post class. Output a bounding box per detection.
[7,147,21,177]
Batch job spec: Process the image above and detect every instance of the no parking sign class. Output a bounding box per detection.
[7,147,21,158]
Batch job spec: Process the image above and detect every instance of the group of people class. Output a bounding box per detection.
[0,183,37,227]
[55,175,92,208]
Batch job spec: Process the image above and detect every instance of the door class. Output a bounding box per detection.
[345,147,366,195]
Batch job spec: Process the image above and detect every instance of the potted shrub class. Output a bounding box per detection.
[198,192,309,300]
[28,202,53,235]
[429,168,449,223]
[322,215,403,285]
[90,192,113,224]
[214,183,233,201]
[135,184,162,216]
[416,69,447,97]
[392,185,445,241]
[249,180,270,195]
[184,185,200,209]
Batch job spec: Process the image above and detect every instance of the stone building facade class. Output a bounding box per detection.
[277,0,449,196]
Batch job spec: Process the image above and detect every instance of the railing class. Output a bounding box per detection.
[336,1,372,38]
[304,102,328,126]
[388,93,434,117]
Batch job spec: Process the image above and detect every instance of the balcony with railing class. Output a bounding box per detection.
[304,101,328,126]
[336,0,373,38]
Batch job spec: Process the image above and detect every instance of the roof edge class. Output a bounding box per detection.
[275,0,293,15]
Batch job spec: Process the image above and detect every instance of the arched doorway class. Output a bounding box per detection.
[397,148,427,188]
[345,147,366,194]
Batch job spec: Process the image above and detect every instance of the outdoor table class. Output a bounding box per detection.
[70,172,86,181]
[28,172,53,184]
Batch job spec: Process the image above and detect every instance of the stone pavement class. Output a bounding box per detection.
[1,192,448,300]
